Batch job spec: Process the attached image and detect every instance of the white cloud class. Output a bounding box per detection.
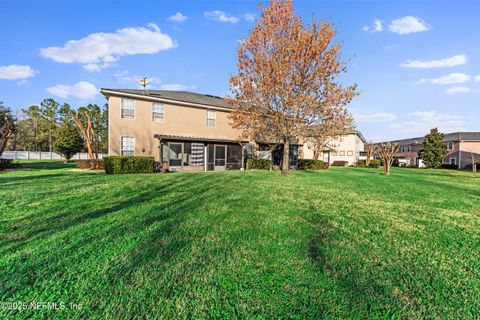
[362,19,383,33]
[475,75,480,82]
[417,73,471,85]
[0,64,37,80]
[83,64,102,72]
[355,112,397,122]
[46,81,98,100]
[389,16,430,35]
[401,54,467,69]
[168,12,187,23]
[244,13,255,22]
[204,11,239,23]
[40,24,176,71]
[445,86,471,95]
[390,111,465,134]
[159,83,188,91]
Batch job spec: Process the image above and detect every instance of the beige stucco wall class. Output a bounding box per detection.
[458,141,480,168]
[108,95,242,161]
[302,133,365,165]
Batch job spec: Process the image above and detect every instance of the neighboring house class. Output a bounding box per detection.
[302,131,366,166]
[377,132,480,169]
[101,88,367,171]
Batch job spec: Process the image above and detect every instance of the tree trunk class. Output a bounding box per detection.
[313,147,320,160]
[92,129,99,160]
[365,156,370,167]
[384,162,391,176]
[282,141,289,175]
[472,154,476,174]
[49,131,52,153]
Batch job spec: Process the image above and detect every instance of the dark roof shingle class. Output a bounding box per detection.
[377,132,480,145]
[101,88,231,109]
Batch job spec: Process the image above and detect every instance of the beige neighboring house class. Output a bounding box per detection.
[302,131,366,165]
[377,132,480,169]
[101,88,366,170]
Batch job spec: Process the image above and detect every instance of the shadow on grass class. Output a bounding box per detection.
[0,175,193,251]
[1,173,227,305]
[307,218,408,317]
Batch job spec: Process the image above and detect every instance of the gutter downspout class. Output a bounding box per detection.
[458,140,462,169]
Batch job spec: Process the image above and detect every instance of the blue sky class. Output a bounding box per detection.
[1,0,479,141]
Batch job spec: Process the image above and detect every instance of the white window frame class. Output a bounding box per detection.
[339,150,346,156]
[450,157,457,165]
[347,150,353,156]
[121,98,135,119]
[152,102,165,122]
[446,142,454,151]
[206,110,216,128]
[400,145,411,153]
[120,136,135,156]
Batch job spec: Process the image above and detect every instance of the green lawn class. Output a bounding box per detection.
[1,161,479,319]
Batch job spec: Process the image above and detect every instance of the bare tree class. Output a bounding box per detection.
[377,142,399,176]
[228,0,358,175]
[364,142,378,166]
[0,103,15,158]
[71,110,95,161]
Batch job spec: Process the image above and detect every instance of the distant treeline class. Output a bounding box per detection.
[6,99,108,154]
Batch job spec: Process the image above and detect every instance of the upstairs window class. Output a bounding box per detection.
[206,110,216,127]
[400,145,411,152]
[121,98,135,119]
[347,150,353,156]
[121,136,135,156]
[446,142,454,151]
[152,103,165,122]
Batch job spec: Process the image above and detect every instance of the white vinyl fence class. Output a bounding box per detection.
[1,151,105,160]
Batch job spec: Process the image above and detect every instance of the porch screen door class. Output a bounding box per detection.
[214,145,226,170]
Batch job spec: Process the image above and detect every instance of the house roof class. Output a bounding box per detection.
[303,128,366,143]
[353,130,367,143]
[377,132,480,145]
[100,88,231,110]
[154,134,248,144]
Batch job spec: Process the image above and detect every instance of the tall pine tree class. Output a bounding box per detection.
[422,128,446,168]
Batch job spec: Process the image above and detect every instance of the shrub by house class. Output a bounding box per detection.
[247,158,272,170]
[104,156,154,174]
[297,159,325,170]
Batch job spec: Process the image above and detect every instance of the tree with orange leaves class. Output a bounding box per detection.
[228,0,358,175]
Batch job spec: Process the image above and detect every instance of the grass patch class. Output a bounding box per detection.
[1,162,479,319]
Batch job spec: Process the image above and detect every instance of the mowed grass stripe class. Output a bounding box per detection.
[0,161,479,319]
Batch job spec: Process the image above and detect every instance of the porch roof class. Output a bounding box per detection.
[154,134,248,144]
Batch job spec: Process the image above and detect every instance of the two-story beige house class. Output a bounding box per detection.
[302,131,366,165]
[102,88,366,171]
[101,89,248,171]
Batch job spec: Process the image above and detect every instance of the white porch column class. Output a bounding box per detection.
[204,145,208,172]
